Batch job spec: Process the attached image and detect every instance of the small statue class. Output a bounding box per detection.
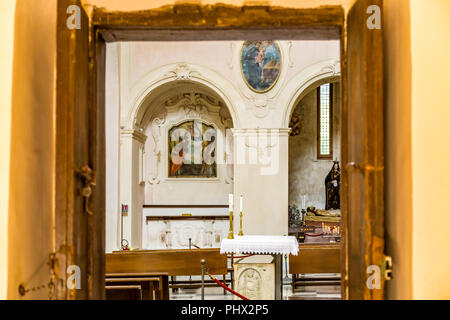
[325,161,341,210]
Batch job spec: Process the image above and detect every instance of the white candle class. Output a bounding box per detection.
[229,194,233,212]
[302,195,306,210]
[240,195,243,212]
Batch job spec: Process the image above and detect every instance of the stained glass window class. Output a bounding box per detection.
[317,83,333,159]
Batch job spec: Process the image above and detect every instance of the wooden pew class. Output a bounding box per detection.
[106,249,228,294]
[106,273,169,300]
[289,243,341,292]
[107,248,227,275]
[105,285,142,300]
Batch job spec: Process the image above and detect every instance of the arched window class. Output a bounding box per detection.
[317,83,333,159]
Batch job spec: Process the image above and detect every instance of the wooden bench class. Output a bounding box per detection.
[105,285,142,300]
[105,274,168,300]
[289,243,341,292]
[106,249,229,294]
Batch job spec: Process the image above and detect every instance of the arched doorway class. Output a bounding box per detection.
[287,77,342,299]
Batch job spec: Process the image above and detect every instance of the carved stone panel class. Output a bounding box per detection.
[233,255,275,300]
[144,218,228,249]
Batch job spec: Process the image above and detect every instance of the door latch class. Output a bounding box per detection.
[75,165,96,216]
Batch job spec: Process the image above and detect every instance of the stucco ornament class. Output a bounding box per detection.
[321,59,341,76]
[165,63,200,81]
[148,112,167,185]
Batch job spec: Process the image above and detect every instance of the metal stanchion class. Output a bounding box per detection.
[201,259,206,300]
[189,238,192,285]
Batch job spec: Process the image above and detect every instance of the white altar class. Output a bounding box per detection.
[143,205,229,249]
[221,235,299,300]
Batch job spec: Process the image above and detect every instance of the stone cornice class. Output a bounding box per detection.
[120,129,148,144]
[231,128,291,136]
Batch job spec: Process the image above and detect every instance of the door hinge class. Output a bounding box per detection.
[75,165,96,216]
[381,255,393,281]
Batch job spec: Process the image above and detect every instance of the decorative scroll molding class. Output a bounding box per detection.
[165,92,222,120]
[321,59,341,76]
[228,43,235,69]
[148,112,167,185]
[288,41,294,68]
[165,63,200,81]
[221,115,233,129]
[151,113,167,160]
[240,94,275,119]
[139,145,145,185]
[148,176,161,185]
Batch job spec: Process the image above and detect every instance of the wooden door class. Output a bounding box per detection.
[342,0,385,299]
[56,0,105,299]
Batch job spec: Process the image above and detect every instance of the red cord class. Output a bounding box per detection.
[208,274,249,300]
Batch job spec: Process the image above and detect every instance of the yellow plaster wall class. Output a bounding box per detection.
[0,0,16,300]
[410,0,450,299]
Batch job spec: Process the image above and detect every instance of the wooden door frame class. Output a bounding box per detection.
[56,2,384,300]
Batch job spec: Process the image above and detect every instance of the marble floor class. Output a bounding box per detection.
[169,276,341,300]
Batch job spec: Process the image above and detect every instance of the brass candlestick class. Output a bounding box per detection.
[227,210,234,239]
[238,211,244,236]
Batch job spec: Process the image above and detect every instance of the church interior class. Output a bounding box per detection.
[104,40,342,300]
[1,0,450,301]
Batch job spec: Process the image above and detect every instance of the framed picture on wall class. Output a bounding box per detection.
[240,41,281,93]
[168,120,217,178]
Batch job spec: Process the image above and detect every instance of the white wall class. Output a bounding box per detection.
[105,43,121,252]
[410,0,450,299]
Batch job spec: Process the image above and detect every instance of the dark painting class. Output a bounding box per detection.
[241,41,281,92]
[168,120,217,178]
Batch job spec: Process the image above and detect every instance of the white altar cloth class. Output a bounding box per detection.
[220,235,299,256]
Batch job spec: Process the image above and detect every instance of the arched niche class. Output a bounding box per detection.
[287,73,342,225]
[134,81,234,206]
[125,63,243,131]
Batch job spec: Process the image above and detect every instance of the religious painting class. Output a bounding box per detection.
[240,41,281,93]
[168,120,217,178]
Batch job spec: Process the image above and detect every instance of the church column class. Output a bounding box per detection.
[232,128,291,236]
[120,129,147,249]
